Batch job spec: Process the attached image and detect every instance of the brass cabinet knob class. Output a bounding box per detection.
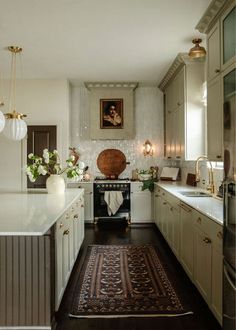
[90,192,93,194]
[197,217,202,224]
[203,237,211,244]
[74,214,79,219]
[59,222,63,228]
[216,155,222,159]
[63,229,70,236]
[81,204,84,208]
[163,202,167,205]
[215,69,220,73]
[217,231,223,239]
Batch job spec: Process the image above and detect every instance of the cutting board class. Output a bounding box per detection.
[97,149,127,178]
[160,167,179,181]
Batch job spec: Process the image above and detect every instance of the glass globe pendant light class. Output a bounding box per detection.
[3,46,27,141]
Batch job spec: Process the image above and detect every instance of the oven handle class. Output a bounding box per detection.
[224,262,236,292]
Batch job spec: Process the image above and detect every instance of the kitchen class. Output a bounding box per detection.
[0,0,235,329]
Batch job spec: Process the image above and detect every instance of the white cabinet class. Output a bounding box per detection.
[192,209,223,324]
[179,202,194,279]
[55,194,84,310]
[131,182,153,222]
[207,76,223,160]
[161,54,206,161]
[71,182,93,222]
[207,22,221,81]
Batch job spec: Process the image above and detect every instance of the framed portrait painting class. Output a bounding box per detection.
[100,99,123,129]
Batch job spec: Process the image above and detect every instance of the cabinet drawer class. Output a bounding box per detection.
[193,209,223,246]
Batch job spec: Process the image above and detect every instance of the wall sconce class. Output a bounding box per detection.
[143,140,153,156]
[188,38,206,58]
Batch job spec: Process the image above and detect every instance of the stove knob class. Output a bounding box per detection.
[109,184,112,187]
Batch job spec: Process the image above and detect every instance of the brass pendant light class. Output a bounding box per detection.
[188,38,206,58]
[3,46,27,140]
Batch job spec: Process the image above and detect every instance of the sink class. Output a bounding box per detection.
[179,191,212,197]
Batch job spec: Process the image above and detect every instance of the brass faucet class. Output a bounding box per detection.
[195,156,215,194]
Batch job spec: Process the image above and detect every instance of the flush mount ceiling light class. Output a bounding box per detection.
[188,38,206,58]
[3,46,27,141]
[143,140,153,156]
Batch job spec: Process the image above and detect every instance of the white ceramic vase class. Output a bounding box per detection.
[46,175,65,194]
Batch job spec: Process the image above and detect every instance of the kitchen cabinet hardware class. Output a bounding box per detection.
[197,217,202,224]
[71,207,74,212]
[155,194,159,197]
[65,214,70,219]
[163,202,167,205]
[59,222,63,228]
[179,202,192,213]
[217,231,223,239]
[63,229,70,236]
[215,69,220,73]
[90,191,93,194]
[81,204,84,208]
[162,192,165,196]
[176,156,181,159]
[78,185,81,188]
[170,207,173,211]
[177,102,181,106]
[167,156,172,159]
[74,214,79,219]
[216,155,222,158]
[203,237,212,244]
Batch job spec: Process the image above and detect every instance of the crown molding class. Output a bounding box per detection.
[84,82,139,91]
[158,53,204,91]
[196,0,233,33]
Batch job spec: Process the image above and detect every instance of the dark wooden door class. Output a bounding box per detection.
[27,125,57,188]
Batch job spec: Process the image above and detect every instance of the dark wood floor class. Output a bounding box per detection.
[55,223,222,330]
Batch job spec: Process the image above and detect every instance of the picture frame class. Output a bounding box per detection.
[100,98,123,129]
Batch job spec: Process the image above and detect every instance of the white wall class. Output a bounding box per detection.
[71,86,164,178]
[0,79,70,190]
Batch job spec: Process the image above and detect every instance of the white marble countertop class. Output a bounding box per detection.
[0,189,84,236]
[155,181,223,225]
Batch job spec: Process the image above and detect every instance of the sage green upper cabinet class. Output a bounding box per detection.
[197,0,236,161]
[221,4,236,70]
[159,54,206,161]
[207,22,221,81]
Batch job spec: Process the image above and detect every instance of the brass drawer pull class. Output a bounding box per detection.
[216,155,222,159]
[197,217,202,224]
[162,192,165,196]
[90,191,93,194]
[203,237,211,244]
[74,214,79,219]
[63,229,70,236]
[163,202,167,205]
[217,231,223,239]
[215,69,220,73]
[81,204,84,208]
[179,203,192,213]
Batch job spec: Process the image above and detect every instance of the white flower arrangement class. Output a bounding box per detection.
[25,148,85,182]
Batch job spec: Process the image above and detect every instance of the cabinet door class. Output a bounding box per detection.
[165,110,173,159]
[176,67,185,107]
[194,227,212,303]
[171,206,180,258]
[131,191,152,222]
[180,203,194,279]
[221,4,236,70]
[212,243,223,322]
[207,76,223,160]
[207,22,221,81]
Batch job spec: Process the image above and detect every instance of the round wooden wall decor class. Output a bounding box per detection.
[97,149,127,178]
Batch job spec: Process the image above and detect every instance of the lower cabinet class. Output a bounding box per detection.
[180,202,194,279]
[131,182,153,222]
[154,185,223,324]
[77,182,94,222]
[55,194,84,310]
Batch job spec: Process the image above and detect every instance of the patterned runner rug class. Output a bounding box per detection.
[70,244,193,318]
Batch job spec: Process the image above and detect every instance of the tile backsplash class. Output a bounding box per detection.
[71,86,164,179]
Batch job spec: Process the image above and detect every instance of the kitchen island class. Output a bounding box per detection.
[0,189,84,329]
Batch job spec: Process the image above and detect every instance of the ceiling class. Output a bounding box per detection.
[0,0,211,86]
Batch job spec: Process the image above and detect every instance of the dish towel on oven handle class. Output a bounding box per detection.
[104,191,124,216]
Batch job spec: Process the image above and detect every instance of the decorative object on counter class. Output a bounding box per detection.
[186,173,197,186]
[97,149,130,179]
[143,139,153,156]
[160,167,179,181]
[188,38,206,58]
[138,169,152,181]
[3,46,27,141]
[131,168,139,181]
[25,148,85,193]
[46,174,66,194]
[70,244,192,318]
[141,178,155,192]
